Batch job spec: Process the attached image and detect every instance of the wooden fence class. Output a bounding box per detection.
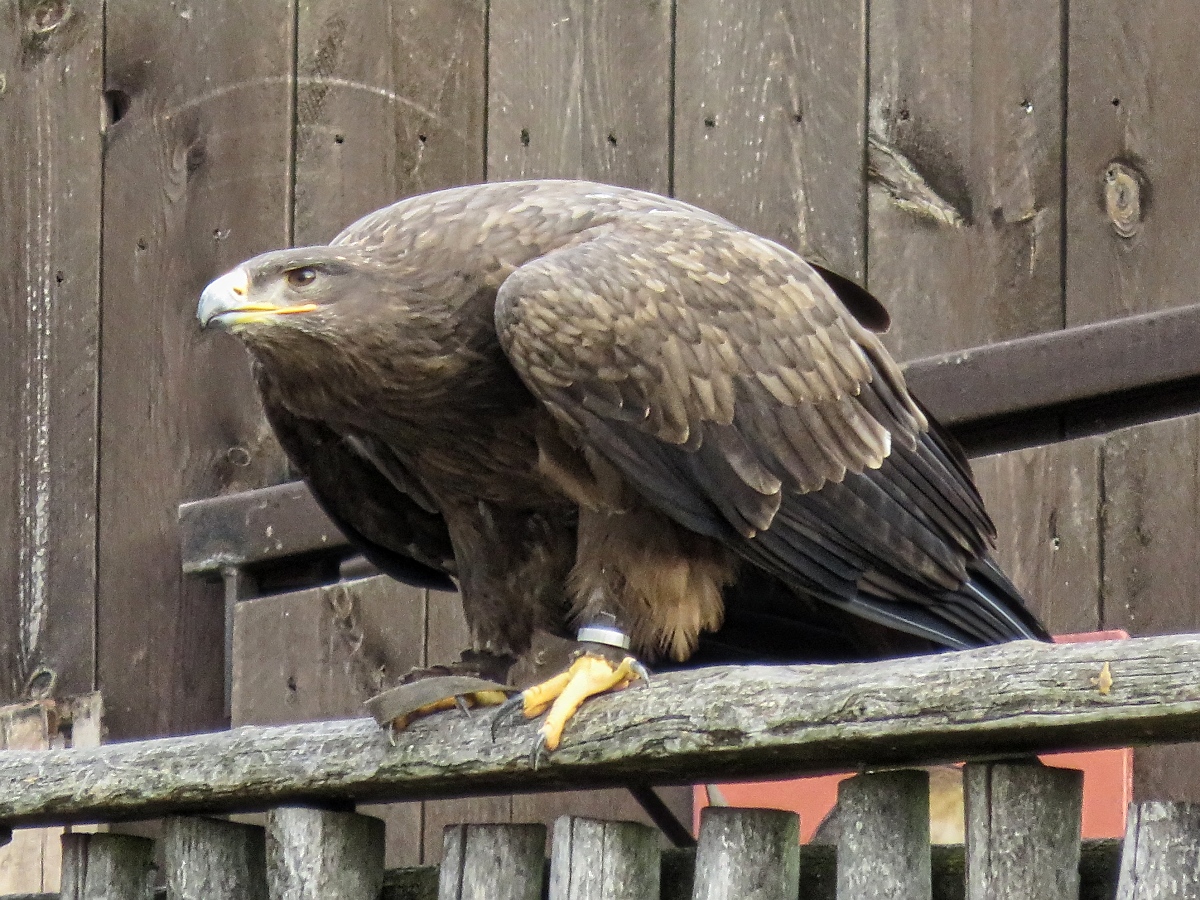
[2,633,1200,898]
[7,0,1200,885]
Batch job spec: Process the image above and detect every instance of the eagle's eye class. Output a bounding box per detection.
[286,267,317,288]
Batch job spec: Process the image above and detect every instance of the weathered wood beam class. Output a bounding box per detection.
[0,634,1196,829]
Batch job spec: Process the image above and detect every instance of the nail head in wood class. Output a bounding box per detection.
[691,807,799,900]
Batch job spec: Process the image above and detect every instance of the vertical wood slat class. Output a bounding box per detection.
[266,807,384,900]
[971,438,1105,635]
[0,0,103,704]
[867,0,1064,361]
[438,824,546,900]
[674,0,867,278]
[60,833,155,900]
[1116,803,1200,899]
[1066,0,1200,326]
[293,0,487,246]
[837,770,932,900]
[486,0,672,190]
[1099,414,1200,801]
[549,817,660,900]
[163,816,266,900]
[100,0,295,743]
[964,761,1083,900]
[690,808,799,900]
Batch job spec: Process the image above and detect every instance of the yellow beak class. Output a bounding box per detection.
[197,268,317,330]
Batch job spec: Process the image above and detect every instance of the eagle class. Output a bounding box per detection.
[198,180,1048,752]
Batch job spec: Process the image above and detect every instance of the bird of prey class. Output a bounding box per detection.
[198,180,1048,752]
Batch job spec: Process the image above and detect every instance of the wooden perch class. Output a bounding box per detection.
[1,634,1198,829]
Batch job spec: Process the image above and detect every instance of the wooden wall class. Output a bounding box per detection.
[3,0,1200,820]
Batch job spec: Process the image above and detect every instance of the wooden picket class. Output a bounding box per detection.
[20,795,1190,899]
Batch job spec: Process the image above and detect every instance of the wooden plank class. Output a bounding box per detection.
[381,868,439,900]
[867,0,1063,361]
[690,808,799,900]
[2,633,1200,826]
[60,833,154,900]
[231,577,426,867]
[836,770,932,900]
[548,817,659,900]
[674,0,867,278]
[1115,803,1200,900]
[510,788,692,858]
[179,483,345,575]
[438,824,545,900]
[382,867,439,900]
[487,0,672,189]
[1066,0,1200,326]
[100,0,296,741]
[1100,414,1200,803]
[972,438,1103,634]
[162,816,266,900]
[294,0,486,246]
[232,578,425,725]
[963,761,1083,900]
[0,0,103,704]
[266,807,384,900]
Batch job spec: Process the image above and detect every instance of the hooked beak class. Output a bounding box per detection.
[197,268,318,330]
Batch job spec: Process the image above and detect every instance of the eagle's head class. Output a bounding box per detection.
[197,248,384,336]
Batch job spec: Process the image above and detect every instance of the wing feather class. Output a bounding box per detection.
[494,216,1032,646]
[257,377,457,589]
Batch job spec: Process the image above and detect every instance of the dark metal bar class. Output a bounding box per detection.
[903,301,1200,428]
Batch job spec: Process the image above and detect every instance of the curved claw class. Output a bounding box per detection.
[490,692,529,742]
[630,660,652,686]
[531,734,548,771]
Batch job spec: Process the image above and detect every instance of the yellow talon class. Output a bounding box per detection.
[392,690,508,731]
[524,653,643,750]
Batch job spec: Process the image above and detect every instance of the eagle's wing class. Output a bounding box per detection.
[495,219,1043,648]
[258,382,457,590]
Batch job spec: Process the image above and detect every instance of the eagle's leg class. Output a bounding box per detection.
[525,652,647,751]
[491,621,649,755]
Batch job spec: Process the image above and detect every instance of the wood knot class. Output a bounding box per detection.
[26,0,70,35]
[1103,161,1144,238]
[25,667,57,700]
